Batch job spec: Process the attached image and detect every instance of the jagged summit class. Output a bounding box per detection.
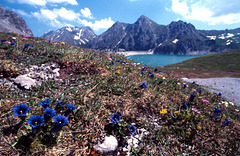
[41,26,96,46]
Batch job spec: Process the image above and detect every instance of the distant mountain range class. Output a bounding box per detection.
[42,15,240,54]
[0,5,33,36]
[41,26,96,46]
[1,4,239,54]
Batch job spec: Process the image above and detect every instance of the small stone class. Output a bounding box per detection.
[93,135,118,153]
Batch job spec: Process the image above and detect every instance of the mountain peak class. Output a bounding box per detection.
[135,15,155,25]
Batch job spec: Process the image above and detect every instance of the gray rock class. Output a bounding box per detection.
[14,75,36,89]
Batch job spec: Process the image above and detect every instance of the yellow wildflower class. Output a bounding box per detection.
[174,111,179,114]
[116,71,120,74]
[177,67,179,69]
[186,115,190,119]
[186,131,191,135]
[164,126,169,131]
[197,126,202,130]
[160,109,167,114]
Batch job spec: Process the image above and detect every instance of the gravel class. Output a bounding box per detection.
[182,77,240,105]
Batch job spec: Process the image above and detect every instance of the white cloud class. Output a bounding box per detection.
[171,0,189,16]
[79,17,115,31]
[171,0,240,25]
[53,7,79,21]
[17,0,78,6]
[80,8,93,19]
[12,9,32,17]
[32,7,79,22]
[17,0,46,6]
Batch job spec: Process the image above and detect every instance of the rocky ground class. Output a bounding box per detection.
[183,77,240,105]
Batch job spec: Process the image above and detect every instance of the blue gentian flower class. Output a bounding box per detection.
[94,52,98,55]
[64,103,77,116]
[128,125,136,135]
[218,92,222,96]
[39,100,51,109]
[154,68,158,72]
[109,61,115,65]
[110,113,121,123]
[44,107,56,121]
[150,73,154,78]
[141,66,147,71]
[192,81,196,84]
[149,71,152,75]
[52,115,69,134]
[213,108,222,119]
[189,93,196,103]
[11,42,16,45]
[24,44,29,49]
[26,115,44,133]
[198,90,202,94]
[12,103,31,120]
[181,103,188,110]
[1,40,6,44]
[183,84,187,88]
[117,60,120,62]
[141,71,144,74]
[57,100,65,107]
[139,82,148,89]
[222,119,231,127]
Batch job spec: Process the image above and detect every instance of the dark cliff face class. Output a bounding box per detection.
[0,5,33,36]
[41,26,96,46]
[88,22,128,50]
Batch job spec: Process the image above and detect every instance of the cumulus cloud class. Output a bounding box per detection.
[53,7,80,21]
[17,0,78,6]
[79,17,115,31]
[171,0,240,25]
[171,0,189,16]
[80,8,93,19]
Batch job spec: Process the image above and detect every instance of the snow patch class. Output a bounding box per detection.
[66,27,73,32]
[172,39,178,43]
[207,36,216,40]
[56,35,60,38]
[158,43,162,47]
[74,35,80,40]
[226,33,234,38]
[219,34,225,39]
[226,40,232,45]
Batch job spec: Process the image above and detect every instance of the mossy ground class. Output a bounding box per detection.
[0,32,240,155]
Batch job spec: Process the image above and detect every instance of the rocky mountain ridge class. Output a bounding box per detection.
[41,26,96,47]
[0,5,33,36]
[42,15,240,54]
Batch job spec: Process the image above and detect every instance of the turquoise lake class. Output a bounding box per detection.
[127,54,202,67]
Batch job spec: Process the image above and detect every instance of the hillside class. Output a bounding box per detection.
[0,5,33,36]
[161,49,240,78]
[0,32,240,155]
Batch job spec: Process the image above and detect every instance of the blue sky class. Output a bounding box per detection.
[1,0,240,37]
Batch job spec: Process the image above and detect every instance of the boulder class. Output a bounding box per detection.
[14,75,36,89]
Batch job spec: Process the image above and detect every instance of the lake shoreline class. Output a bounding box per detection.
[115,51,154,56]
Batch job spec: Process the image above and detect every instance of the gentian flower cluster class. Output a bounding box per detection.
[12,100,75,134]
[110,113,137,135]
